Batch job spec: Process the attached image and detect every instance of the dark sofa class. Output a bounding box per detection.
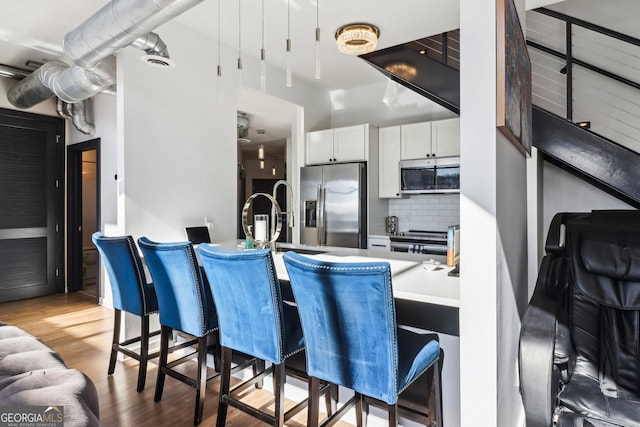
[0,322,100,426]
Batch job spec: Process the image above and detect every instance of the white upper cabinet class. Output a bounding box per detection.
[400,118,460,160]
[378,126,402,198]
[432,117,460,158]
[401,122,432,160]
[306,124,368,165]
[306,129,334,165]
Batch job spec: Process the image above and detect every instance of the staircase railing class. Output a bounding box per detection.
[527,8,640,123]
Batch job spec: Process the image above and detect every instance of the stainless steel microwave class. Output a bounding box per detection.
[400,157,460,194]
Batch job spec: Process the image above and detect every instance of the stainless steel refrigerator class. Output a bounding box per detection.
[300,162,367,248]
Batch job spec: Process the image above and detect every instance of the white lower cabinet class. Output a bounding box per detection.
[368,235,391,251]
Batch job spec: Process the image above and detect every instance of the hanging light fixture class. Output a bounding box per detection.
[237,0,243,89]
[260,159,265,169]
[258,145,264,160]
[216,0,222,99]
[285,0,292,87]
[335,23,380,56]
[271,166,276,176]
[314,0,320,79]
[260,0,266,91]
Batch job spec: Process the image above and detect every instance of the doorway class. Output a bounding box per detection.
[67,139,100,299]
[0,108,64,302]
[251,178,288,243]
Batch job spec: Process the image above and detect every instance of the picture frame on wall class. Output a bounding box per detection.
[496,0,532,156]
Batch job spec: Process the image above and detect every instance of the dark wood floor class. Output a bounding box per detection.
[0,292,356,427]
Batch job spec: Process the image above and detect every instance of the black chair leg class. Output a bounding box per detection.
[307,376,320,427]
[432,359,442,427]
[194,335,208,425]
[355,393,368,427]
[324,383,338,416]
[254,358,266,389]
[387,403,398,427]
[154,325,170,402]
[136,315,150,392]
[273,362,286,427]
[211,330,222,373]
[108,309,121,375]
[216,347,233,427]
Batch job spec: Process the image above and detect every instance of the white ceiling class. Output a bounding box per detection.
[0,0,636,146]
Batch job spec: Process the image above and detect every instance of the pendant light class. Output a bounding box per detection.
[237,0,243,91]
[216,0,222,100]
[314,0,320,79]
[258,145,264,160]
[260,0,266,91]
[285,0,292,87]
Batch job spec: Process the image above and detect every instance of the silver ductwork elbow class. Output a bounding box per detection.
[71,100,96,136]
[63,0,204,68]
[8,0,204,110]
[131,32,170,58]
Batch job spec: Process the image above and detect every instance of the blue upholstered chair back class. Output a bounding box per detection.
[138,237,216,337]
[92,232,157,316]
[197,246,290,364]
[283,252,401,404]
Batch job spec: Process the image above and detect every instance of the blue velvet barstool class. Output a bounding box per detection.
[283,251,443,427]
[197,245,319,427]
[92,232,159,393]
[137,237,221,425]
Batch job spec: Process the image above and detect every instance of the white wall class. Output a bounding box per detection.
[117,18,330,244]
[542,161,634,235]
[459,0,529,426]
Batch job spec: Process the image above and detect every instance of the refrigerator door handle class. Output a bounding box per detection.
[317,184,325,246]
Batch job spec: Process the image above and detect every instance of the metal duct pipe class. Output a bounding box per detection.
[49,56,116,103]
[63,0,204,68]
[131,32,170,58]
[0,64,30,80]
[7,57,115,108]
[56,98,72,119]
[71,100,96,135]
[8,0,203,109]
[7,61,68,109]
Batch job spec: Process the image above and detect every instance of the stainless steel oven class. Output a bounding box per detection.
[388,230,448,254]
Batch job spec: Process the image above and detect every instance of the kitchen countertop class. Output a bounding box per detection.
[212,240,460,308]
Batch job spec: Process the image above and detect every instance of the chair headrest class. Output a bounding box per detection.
[571,228,640,308]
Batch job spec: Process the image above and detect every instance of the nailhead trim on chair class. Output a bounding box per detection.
[186,245,207,336]
[199,247,302,361]
[125,236,158,316]
[285,255,401,397]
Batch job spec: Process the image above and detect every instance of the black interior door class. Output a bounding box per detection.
[67,139,100,297]
[0,108,64,302]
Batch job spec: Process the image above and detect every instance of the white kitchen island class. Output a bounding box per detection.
[211,241,461,426]
[271,247,461,427]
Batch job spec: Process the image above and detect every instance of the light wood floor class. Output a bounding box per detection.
[0,292,355,427]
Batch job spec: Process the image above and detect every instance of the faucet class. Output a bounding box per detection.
[271,180,295,251]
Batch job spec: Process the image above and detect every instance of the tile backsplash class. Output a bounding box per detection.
[388,194,460,232]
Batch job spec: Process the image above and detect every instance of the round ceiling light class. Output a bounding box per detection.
[335,23,380,56]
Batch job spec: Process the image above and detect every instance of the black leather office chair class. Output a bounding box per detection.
[519,210,640,427]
